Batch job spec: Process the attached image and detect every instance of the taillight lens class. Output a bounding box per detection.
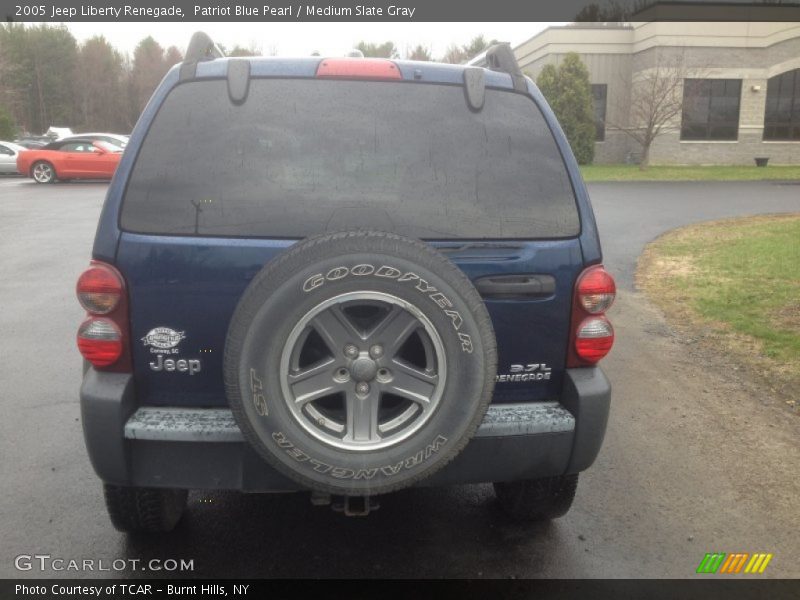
[77,263,123,314]
[575,317,615,363]
[568,265,616,367]
[77,318,122,366]
[76,261,131,371]
[577,267,616,314]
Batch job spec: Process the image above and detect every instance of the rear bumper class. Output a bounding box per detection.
[81,368,610,491]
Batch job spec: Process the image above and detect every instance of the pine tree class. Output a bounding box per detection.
[77,36,126,132]
[536,53,595,165]
[355,41,398,58]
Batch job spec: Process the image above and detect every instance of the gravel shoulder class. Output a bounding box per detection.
[594,290,800,577]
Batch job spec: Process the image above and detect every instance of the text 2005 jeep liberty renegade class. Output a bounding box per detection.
[77,33,615,532]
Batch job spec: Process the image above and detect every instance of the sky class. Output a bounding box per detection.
[64,22,554,58]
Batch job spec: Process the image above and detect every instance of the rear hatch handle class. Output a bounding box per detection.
[474,274,556,299]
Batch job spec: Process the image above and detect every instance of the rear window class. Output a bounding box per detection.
[121,78,580,239]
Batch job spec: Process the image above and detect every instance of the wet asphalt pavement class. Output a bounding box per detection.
[0,177,798,579]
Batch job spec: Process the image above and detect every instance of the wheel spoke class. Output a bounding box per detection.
[368,306,420,356]
[345,387,381,443]
[288,358,339,405]
[386,359,438,405]
[280,291,446,450]
[311,306,363,354]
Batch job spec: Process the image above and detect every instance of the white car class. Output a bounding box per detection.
[0,141,27,174]
[58,133,129,149]
[47,126,74,139]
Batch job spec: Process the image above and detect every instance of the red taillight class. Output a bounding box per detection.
[77,263,123,314]
[575,317,615,363]
[577,266,616,314]
[76,261,131,371]
[568,265,616,367]
[77,318,123,366]
[316,58,402,80]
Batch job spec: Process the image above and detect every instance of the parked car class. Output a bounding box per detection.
[17,138,122,183]
[59,132,129,149]
[77,33,615,532]
[14,136,50,149]
[46,126,74,139]
[0,141,27,174]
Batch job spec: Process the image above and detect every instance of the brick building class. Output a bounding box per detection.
[514,20,800,165]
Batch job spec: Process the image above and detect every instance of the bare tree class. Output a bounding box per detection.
[439,36,499,64]
[164,45,183,66]
[610,50,698,169]
[440,44,466,64]
[129,37,168,118]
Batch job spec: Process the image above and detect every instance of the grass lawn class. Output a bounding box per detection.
[638,214,800,399]
[580,164,800,182]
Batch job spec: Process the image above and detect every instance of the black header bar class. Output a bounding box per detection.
[2,0,800,22]
[3,579,800,600]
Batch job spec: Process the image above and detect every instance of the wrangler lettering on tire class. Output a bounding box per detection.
[224,231,497,495]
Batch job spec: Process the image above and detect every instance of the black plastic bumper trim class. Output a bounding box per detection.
[561,367,612,473]
[81,367,610,490]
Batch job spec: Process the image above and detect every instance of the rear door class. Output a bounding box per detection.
[74,142,114,176]
[116,77,583,406]
[85,143,121,177]
[59,141,91,176]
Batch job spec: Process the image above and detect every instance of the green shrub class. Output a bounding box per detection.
[536,54,595,165]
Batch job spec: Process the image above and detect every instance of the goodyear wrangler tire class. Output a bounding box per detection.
[224,231,496,495]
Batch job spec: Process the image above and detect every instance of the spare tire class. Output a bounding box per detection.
[224,231,496,495]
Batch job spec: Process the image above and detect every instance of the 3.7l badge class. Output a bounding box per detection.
[496,363,552,383]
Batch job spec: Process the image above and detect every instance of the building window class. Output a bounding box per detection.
[680,79,742,141]
[592,84,607,141]
[764,69,800,141]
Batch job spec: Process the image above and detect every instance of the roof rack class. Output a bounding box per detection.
[185,31,225,63]
[180,31,226,81]
[468,43,527,93]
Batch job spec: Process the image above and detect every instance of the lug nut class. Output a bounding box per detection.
[356,382,370,395]
[344,344,358,358]
[369,345,384,358]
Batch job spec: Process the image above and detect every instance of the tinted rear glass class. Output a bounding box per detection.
[121,78,579,239]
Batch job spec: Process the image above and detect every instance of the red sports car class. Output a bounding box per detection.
[17,138,122,183]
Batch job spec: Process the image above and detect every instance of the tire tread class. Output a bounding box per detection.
[103,484,187,533]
